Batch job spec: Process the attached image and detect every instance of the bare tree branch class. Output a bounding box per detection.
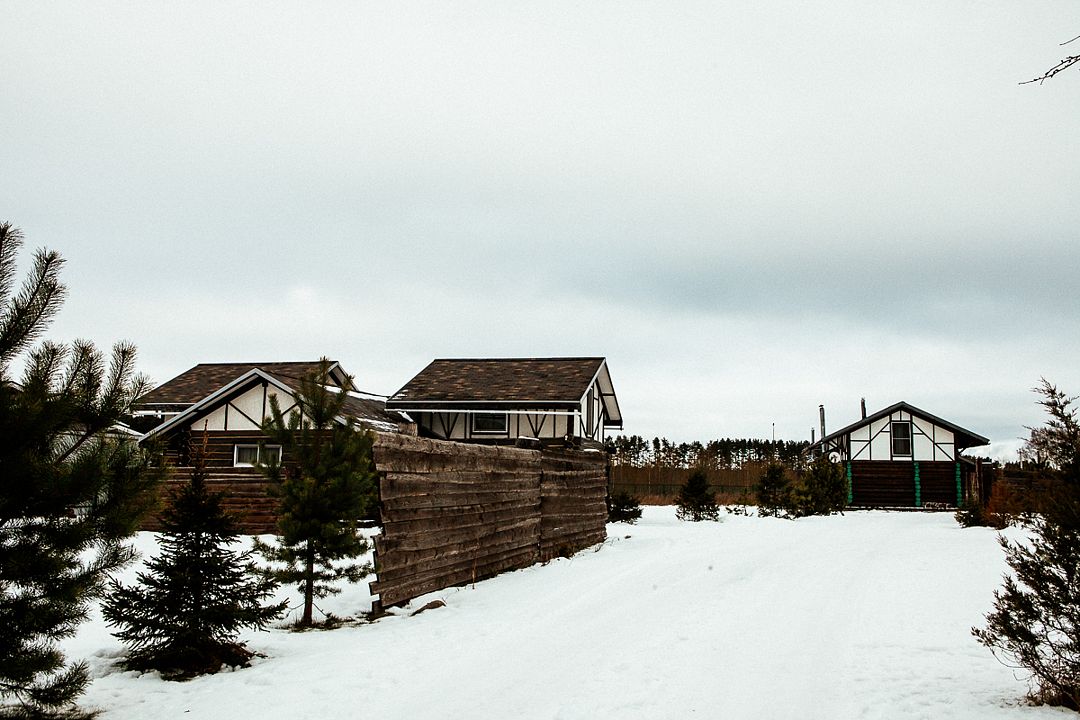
[1022,35,1080,84]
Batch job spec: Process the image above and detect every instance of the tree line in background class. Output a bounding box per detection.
[605,435,809,471]
[605,434,810,503]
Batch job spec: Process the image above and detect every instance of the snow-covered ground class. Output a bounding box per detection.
[65,508,1069,719]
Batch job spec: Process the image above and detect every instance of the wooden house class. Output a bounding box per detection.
[135,361,411,467]
[809,401,990,507]
[385,357,622,448]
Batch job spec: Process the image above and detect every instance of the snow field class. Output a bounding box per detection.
[67,508,1070,719]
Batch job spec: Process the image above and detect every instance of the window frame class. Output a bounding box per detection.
[890,421,913,457]
[471,412,509,435]
[233,443,282,467]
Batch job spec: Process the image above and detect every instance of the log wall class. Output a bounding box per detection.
[369,433,608,609]
[849,460,966,508]
[140,467,279,534]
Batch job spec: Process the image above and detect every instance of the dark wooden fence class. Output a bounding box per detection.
[142,432,610,606]
[369,433,609,609]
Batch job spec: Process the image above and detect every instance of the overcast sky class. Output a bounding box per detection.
[3,2,1078,457]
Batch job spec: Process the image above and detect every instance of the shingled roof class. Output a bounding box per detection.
[387,357,608,408]
[138,361,354,407]
[141,366,407,440]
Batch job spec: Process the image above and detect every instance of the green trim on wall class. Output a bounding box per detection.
[846,461,853,504]
[955,462,963,507]
[914,461,921,507]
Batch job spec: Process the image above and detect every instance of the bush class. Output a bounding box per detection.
[676,469,720,521]
[608,491,643,524]
[756,463,790,518]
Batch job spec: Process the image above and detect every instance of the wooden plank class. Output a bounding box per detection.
[381,490,541,510]
[376,516,540,553]
[380,498,537,524]
[374,532,540,584]
[372,546,540,606]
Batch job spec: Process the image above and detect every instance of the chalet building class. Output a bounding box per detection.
[385,357,622,448]
[135,361,411,467]
[809,401,990,508]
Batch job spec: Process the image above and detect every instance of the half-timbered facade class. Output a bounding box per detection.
[810,401,989,507]
[135,361,411,467]
[385,357,622,447]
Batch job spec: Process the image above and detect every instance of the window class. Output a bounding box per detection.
[472,412,508,434]
[890,422,912,457]
[233,444,282,467]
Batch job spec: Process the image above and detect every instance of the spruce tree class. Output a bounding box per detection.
[676,468,719,521]
[104,431,286,678]
[254,360,377,628]
[0,222,161,718]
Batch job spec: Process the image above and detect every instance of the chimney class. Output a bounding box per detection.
[860,397,867,419]
[819,404,826,440]
[811,427,815,444]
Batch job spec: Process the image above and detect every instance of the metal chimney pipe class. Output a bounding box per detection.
[811,427,816,444]
[819,404,826,440]
[860,397,867,419]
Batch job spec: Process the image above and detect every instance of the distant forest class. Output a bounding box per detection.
[604,435,811,503]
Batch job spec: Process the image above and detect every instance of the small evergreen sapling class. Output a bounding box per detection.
[755,463,790,518]
[104,432,285,678]
[676,468,720,521]
[254,360,378,628]
[787,455,847,518]
[608,491,643,524]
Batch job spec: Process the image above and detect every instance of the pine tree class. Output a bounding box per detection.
[973,380,1080,707]
[0,222,161,718]
[104,431,286,678]
[254,360,377,628]
[676,468,719,521]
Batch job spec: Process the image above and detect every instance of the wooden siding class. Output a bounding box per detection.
[848,460,967,508]
[141,467,279,534]
[163,430,299,468]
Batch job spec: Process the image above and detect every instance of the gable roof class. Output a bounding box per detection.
[137,361,355,407]
[387,357,622,426]
[142,368,407,440]
[814,401,990,451]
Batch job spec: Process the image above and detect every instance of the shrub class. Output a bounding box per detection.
[608,491,643,524]
[676,469,719,521]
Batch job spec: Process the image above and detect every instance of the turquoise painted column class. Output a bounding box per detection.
[955,462,963,507]
[914,462,922,507]
[846,461,853,504]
